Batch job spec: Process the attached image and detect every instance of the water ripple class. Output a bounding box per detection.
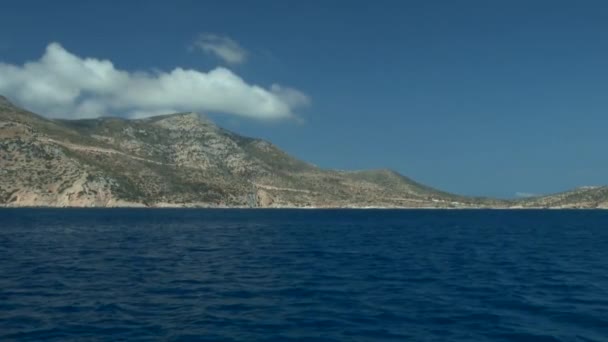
[1,209,608,341]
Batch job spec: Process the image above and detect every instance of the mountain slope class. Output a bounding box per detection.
[0,95,606,208]
[515,186,608,209]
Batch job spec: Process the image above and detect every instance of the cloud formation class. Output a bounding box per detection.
[192,34,248,65]
[0,42,309,119]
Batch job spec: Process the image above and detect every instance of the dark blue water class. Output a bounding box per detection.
[1,209,607,341]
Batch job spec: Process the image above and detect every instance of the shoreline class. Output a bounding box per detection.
[1,204,606,210]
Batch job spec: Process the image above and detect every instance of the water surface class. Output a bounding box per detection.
[1,209,607,341]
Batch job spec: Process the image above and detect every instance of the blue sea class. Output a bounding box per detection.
[1,209,607,341]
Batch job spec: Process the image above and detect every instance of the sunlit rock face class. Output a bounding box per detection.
[1,96,605,208]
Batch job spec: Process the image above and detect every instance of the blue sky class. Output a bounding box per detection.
[1,0,608,198]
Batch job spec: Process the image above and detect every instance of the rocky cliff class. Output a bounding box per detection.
[1,95,606,208]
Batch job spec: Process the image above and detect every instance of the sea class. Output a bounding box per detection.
[0,209,607,341]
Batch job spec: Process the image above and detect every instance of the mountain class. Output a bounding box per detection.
[515,186,608,209]
[0,95,606,208]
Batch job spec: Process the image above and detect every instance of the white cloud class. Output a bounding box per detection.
[0,42,309,120]
[192,34,248,65]
[270,84,311,108]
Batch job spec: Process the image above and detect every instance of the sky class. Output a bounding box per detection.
[1,0,608,198]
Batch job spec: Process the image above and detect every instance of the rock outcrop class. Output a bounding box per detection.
[1,96,606,208]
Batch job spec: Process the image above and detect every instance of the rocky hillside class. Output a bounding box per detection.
[515,187,608,209]
[0,95,606,208]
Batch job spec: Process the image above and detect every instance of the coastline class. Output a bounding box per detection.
[2,203,607,210]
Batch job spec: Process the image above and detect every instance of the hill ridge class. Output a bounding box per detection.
[0,95,606,208]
